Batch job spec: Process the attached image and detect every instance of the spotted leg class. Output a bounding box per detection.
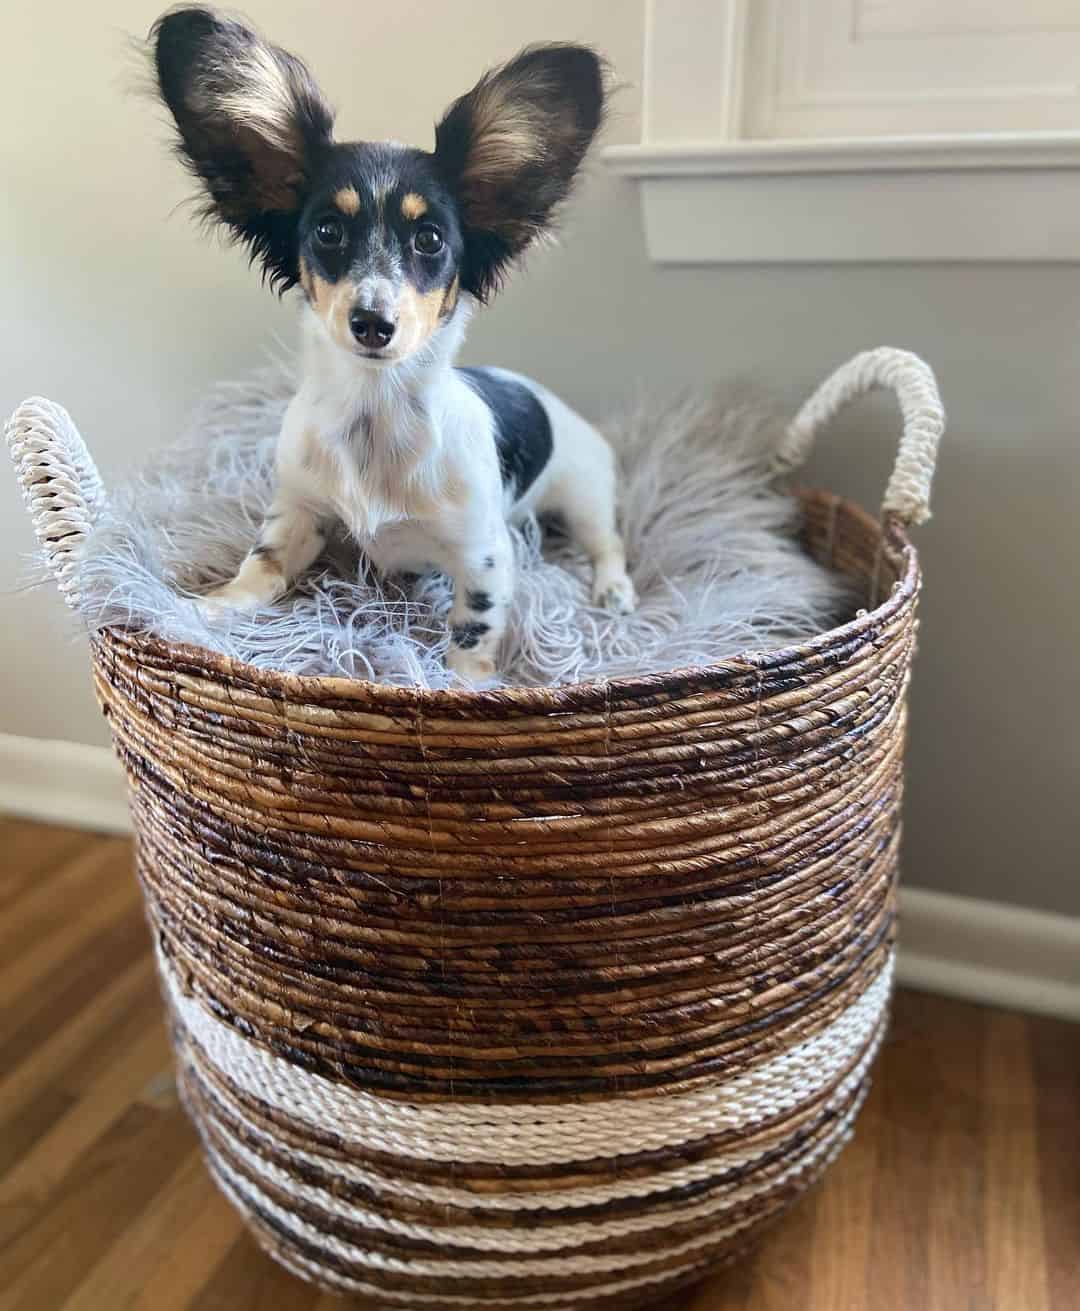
[444,523,514,684]
[198,494,327,617]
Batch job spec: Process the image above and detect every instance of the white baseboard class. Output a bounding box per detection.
[897,888,1080,1023]
[2,732,1078,1021]
[0,732,131,835]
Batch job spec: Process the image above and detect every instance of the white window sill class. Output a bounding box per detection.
[603,132,1080,263]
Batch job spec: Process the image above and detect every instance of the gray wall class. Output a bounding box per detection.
[3,1,1078,914]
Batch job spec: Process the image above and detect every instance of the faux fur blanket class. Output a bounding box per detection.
[76,364,853,689]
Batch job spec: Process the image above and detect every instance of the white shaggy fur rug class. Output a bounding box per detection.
[76,364,854,689]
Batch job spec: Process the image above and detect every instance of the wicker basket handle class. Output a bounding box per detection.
[5,397,106,611]
[772,347,944,527]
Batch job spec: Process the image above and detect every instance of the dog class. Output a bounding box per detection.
[150,6,636,683]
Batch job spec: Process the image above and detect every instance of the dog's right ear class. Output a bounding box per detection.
[151,6,335,290]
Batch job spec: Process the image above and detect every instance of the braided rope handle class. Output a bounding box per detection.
[5,398,106,611]
[773,347,944,526]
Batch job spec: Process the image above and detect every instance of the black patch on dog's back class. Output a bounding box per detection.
[458,368,553,499]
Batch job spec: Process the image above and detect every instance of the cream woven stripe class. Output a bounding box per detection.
[190,1021,881,1218]
[206,1080,866,1255]
[208,1111,852,1281]
[162,954,892,1166]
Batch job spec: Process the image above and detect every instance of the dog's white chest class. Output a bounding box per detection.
[301,404,454,545]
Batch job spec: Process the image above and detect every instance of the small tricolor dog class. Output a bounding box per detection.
[151,6,635,682]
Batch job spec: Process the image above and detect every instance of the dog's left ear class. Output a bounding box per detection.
[434,44,605,301]
[151,7,335,290]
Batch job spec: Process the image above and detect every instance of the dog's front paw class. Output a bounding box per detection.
[592,570,637,616]
[196,582,266,620]
[446,646,497,686]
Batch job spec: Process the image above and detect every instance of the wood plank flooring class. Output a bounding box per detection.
[2,817,1077,1310]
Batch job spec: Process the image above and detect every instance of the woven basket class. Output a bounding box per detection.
[6,347,942,1309]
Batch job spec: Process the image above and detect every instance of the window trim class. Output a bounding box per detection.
[607,0,1080,263]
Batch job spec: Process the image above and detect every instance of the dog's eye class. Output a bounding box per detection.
[314,216,346,247]
[414,225,444,256]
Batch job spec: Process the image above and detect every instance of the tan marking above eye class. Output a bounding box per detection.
[334,186,361,216]
[401,192,428,221]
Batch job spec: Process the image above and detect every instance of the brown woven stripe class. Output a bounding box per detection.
[141,812,897,1030]
[98,627,912,796]
[113,728,905,873]
[150,866,894,1062]
[126,726,902,903]
[135,786,899,937]
[124,716,900,881]
[156,931,892,1097]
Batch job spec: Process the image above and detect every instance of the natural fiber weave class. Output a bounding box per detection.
[6,347,942,1308]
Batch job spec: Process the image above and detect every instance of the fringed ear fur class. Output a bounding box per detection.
[151,5,335,291]
[433,44,606,301]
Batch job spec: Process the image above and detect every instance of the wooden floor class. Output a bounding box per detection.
[1,817,1077,1311]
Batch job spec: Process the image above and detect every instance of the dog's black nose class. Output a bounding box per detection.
[349,309,396,349]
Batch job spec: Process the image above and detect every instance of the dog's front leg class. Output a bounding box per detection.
[198,494,327,617]
[444,523,514,685]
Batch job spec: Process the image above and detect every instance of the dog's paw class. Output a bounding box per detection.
[446,646,497,686]
[592,571,637,616]
[195,583,265,620]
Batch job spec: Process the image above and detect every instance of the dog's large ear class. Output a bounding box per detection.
[151,6,335,290]
[434,44,605,301]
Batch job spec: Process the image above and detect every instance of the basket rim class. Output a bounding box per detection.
[94,492,918,710]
